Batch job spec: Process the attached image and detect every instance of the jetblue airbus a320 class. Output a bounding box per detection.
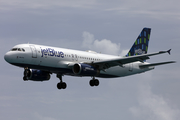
[4,28,175,90]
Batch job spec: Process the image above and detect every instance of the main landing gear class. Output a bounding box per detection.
[56,75,99,90]
[89,77,99,87]
[56,74,67,90]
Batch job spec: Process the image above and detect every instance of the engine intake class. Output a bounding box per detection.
[73,63,99,76]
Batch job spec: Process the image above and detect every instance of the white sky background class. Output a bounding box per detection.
[0,0,180,120]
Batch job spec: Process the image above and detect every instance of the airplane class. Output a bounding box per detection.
[4,28,175,90]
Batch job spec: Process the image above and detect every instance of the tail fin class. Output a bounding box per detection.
[126,28,151,57]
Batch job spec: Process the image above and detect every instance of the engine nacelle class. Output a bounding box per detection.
[24,69,50,81]
[72,63,99,76]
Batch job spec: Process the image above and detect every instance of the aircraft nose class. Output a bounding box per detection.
[4,52,11,63]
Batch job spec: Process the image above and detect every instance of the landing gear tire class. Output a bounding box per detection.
[94,79,99,86]
[56,74,67,90]
[57,82,67,89]
[90,80,95,87]
[24,69,31,77]
[23,76,28,81]
[23,68,30,81]
[89,79,99,87]
[61,82,67,89]
[57,82,62,89]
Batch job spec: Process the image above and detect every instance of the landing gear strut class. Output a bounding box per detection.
[23,68,30,81]
[56,74,67,89]
[89,77,99,87]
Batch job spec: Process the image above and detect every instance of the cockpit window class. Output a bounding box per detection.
[11,48,25,52]
[11,48,18,51]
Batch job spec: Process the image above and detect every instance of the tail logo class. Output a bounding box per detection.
[135,49,145,55]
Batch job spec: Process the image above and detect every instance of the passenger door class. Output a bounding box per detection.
[29,45,37,58]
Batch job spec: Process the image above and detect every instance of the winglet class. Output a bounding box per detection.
[167,49,171,55]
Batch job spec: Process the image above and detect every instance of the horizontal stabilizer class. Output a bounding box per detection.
[139,61,176,69]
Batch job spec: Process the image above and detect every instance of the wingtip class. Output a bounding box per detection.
[171,61,176,63]
[168,61,176,64]
[167,49,171,55]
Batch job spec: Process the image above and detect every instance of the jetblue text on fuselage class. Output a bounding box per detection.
[41,48,64,58]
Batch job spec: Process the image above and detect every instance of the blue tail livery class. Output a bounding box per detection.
[126,28,151,57]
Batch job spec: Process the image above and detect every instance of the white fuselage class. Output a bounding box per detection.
[4,44,153,78]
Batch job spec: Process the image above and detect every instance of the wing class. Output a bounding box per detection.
[86,49,172,70]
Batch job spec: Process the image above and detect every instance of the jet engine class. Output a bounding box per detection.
[23,69,51,81]
[72,63,99,76]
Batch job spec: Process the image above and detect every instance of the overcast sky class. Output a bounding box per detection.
[0,0,180,120]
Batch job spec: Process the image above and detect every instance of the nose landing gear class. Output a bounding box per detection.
[23,68,30,81]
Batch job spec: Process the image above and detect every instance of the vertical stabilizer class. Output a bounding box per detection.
[126,28,151,57]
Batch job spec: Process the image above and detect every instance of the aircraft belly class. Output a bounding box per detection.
[99,66,129,78]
